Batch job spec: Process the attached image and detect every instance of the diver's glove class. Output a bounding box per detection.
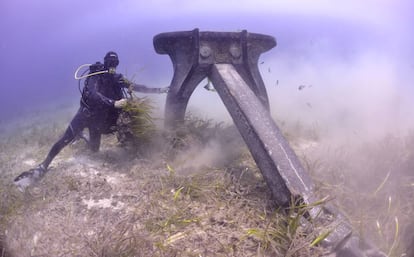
[13,164,47,192]
[114,99,127,108]
[158,87,170,94]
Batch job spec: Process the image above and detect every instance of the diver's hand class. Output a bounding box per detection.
[158,87,170,94]
[114,99,127,108]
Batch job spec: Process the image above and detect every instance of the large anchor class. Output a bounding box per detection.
[153,28,386,257]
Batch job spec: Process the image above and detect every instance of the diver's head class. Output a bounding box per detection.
[104,51,119,74]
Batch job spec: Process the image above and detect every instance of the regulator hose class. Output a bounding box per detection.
[74,63,108,80]
[74,63,134,101]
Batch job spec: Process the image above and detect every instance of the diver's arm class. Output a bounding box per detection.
[131,83,169,94]
[115,73,169,94]
[88,77,117,107]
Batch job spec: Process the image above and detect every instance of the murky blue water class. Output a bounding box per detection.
[1,0,413,132]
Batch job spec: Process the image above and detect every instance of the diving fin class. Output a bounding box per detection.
[13,164,47,192]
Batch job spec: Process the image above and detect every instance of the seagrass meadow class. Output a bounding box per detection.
[0,103,413,256]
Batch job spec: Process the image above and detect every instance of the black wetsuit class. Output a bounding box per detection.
[41,72,160,170]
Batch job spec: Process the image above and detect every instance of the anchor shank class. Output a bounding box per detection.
[210,63,317,206]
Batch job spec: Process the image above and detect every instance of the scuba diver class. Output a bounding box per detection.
[13,51,169,191]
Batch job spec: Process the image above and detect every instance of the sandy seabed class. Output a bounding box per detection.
[1,105,413,256]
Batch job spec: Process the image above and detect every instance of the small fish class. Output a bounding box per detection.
[203,78,216,92]
[260,61,264,64]
[298,84,314,90]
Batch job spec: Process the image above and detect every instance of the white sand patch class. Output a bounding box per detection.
[33,231,41,246]
[74,167,124,186]
[105,174,124,184]
[23,159,37,166]
[76,168,100,178]
[82,195,125,210]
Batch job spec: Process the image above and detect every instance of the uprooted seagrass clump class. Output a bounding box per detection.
[116,97,156,150]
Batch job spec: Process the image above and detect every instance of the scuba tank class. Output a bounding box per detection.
[75,62,106,96]
[76,62,107,109]
[89,61,105,73]
[74,62,132,109]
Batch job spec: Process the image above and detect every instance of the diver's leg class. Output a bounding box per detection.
[41,124,77,169]
[14,110,86,189]
[13,126,76,190]
[41,111,87,169]
[88,126,102,152]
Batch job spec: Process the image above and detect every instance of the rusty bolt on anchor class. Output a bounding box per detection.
[200,45,211,58]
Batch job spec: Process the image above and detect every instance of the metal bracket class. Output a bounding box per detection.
[153,28,386,257]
